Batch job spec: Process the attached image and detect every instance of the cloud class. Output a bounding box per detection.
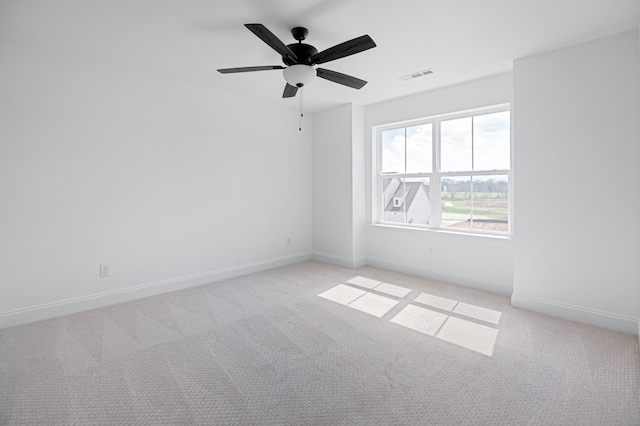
[441,117,472,172]
[382,110,510,174]
[406,124,432,173]
[381,128,405,173]
[473,111,510,170]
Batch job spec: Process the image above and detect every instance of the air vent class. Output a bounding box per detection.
[399,68,434,82]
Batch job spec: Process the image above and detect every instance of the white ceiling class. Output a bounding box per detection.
[1,0,638,112]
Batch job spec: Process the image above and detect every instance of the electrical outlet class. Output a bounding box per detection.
[427,247,433,256]
[285,237,291,246]
[100,263,111,277]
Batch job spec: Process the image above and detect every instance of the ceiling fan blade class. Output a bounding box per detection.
[283,84,299,98]
[217,65,285,74]
[317,68,367,89]
[310,35,376,65]
[245,23,298,62]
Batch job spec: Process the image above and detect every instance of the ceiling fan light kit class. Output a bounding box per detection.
[217,24,376,130]
[283,64,316,88]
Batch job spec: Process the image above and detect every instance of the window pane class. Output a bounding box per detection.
[382,177,430,225]
[381,128,405,174]
[406,124,432,174]
[405,178,430,225]
[441,176,472,229]
[441,117,472,172]
[473,111,510,171]
[472,175,508,232]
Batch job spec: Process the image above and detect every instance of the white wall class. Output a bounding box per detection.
[364,73,514,294]
[0,41,312,328]
[312,104,366,268]
[352,105,366,263]
[512,30,640,334]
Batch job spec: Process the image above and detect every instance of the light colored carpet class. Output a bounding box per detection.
[0,261,638,425]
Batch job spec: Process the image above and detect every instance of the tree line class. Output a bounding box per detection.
[441,178,508,194]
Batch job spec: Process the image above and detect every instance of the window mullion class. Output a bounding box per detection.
[470,117,474,229]
[403,128,407,223]
[471,116,475,171]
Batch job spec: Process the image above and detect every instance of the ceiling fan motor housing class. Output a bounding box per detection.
[283,43,318,66]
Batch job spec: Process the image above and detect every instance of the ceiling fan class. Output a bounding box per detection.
[217,24,376,98]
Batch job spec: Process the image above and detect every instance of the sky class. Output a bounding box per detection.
[382,110,510,174]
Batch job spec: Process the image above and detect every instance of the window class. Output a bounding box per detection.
[375,105,511,235]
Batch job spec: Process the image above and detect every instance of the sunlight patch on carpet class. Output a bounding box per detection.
[436,316,499,356]
[414,293,458,312]
[374,282,412,298]
[346,276,382,289]
[318,276,503,357]
[390,304,448,336]
[347,292,399,318]
[452,302,502,325]
[318,284,366,305]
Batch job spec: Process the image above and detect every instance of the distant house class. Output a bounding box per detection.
[383,178,430,225]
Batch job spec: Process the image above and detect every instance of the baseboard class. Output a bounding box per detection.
[312,251,366,269]
[0,251,313,330]
[511,293,638,335]
[366,256,513,295]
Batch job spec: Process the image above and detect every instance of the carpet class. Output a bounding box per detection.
[0,261,638,425]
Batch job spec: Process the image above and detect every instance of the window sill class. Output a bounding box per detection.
[369,223,513,244]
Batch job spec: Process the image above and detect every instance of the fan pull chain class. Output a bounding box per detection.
[299,86,304,131]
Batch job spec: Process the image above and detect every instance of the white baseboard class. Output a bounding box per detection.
[0,252,312,330]
[511,293,638,335]
[312,251,366,269]
[366,256,512,295]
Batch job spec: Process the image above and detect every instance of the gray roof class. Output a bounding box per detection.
[385,182,428,212]
[382,178,394,191]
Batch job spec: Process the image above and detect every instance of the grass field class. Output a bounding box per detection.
[441,191,508,200]
[441,192,508,231]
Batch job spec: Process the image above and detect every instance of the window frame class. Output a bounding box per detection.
[373,104,512,237]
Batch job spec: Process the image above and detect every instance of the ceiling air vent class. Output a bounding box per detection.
[398,68,434,82]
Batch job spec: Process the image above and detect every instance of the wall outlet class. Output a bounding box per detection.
[100,263,111,277]
[285,237,291,246]
[427,247,433,256]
